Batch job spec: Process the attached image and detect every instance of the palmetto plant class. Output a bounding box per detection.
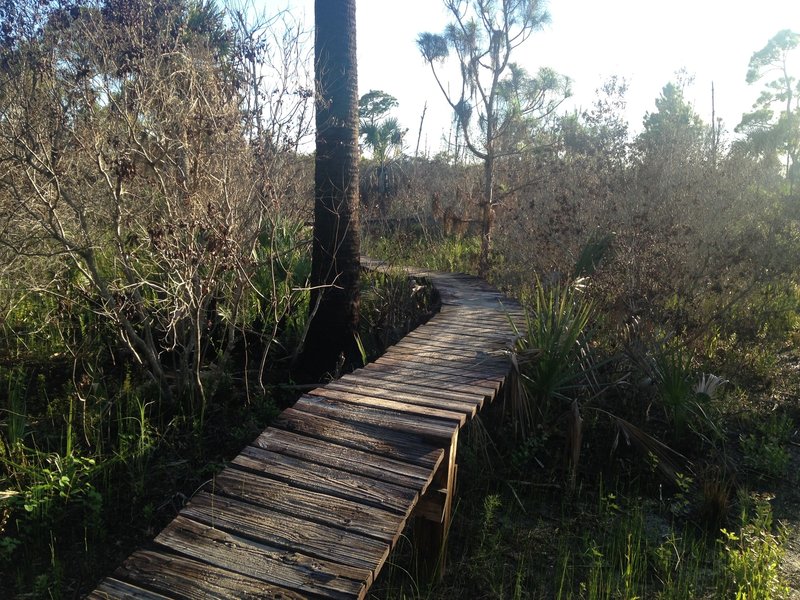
[509,276,594,435]
[507,277,596,486]
[652,340,695,433]
[627,334,727,438]
[509,277,691,486]
[360,115,406,215]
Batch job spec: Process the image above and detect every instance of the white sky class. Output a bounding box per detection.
[273,0,800,155]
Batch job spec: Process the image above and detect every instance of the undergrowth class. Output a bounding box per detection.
[0,253,440,597]
[367,229,798,600]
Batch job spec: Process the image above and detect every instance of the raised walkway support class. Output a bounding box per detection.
[88,261,524,599]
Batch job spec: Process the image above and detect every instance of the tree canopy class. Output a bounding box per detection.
[737,29,800,194]
[638,82,705,160]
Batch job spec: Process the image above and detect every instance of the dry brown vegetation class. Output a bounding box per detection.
[364,67,800,600]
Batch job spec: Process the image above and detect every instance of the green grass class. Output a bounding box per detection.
[718,492,790,600]
[0,235,310,595]
[362,230,481,274]
[370,415,792,600]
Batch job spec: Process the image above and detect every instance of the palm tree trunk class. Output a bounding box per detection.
[297,0,361,381]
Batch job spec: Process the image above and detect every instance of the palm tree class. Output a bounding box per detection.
[361,116,405,214]
[359,90,406,214]
[297,0,361,380]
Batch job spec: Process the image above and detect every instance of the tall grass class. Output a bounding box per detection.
[541,488,788,600]
[3,366,28,449]
[359,268,437,357]
[362,230,481,274]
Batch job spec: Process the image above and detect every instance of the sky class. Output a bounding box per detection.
[274,0,800,155]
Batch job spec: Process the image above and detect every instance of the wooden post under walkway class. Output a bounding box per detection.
[87,259,525,599]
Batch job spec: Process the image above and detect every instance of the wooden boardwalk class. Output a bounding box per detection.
[88,262,525,599]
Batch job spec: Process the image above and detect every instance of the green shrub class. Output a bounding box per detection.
[740,414,793,479]
[651,340,695,434]
[718,494,790,599]
[510,277,593,433]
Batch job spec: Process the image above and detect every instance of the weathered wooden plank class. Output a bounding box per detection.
[404,325,511,343]
[388,342,508,364]
[380,352,508,379]
[436,281,494,290]
[442,298,508,307]
[408,329,515,346]
[371,355,507,385]
[251,428,432,492]
[212,466,407,542]
[432,307,520,320]
[444,293,519,305]
[434,316,522,330]
[410,318,515,334]
[441,284,510,296]
[407,323,508,339]
[430,320,517,333]
[155,515,366,600]
[389,338,505,358]
[181,492,390,574]
[380,347,509,368]
[383,345,473,362]
[347,367,497,399]
[294,395,458,445]
[402,329,512,348]
[87,578,174,600]
[273,407,443,469]
[449,293,522,307]
[422,312,513,325]
[328,369,484,412]
[448,307,522,320]
[308,383,473,423]
[334,373,486,408]
[376,352,509,376]
[231,445,417,517]
[414,487,448,523]
[437,281,502,291]
[383,348,504,369]
[418,319,515,337]
[392,339,505,356]
[360,362,501,393]
[440,294,508,306]
[116,548,305,599]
